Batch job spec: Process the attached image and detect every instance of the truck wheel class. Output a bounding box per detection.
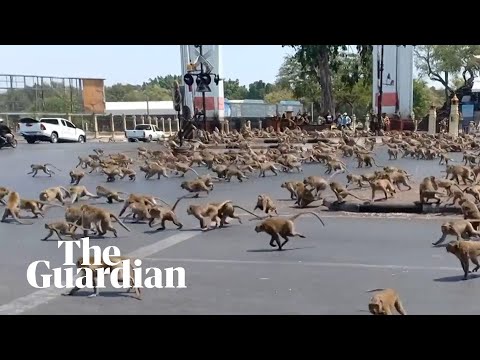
[145,135,153,143]
[128,138,135,142]
[50,132,58,143]
[78,135,85,143]
[26,138,36,144]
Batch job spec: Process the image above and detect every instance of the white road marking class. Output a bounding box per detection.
[0,231,199,315]
[143,257,460,272]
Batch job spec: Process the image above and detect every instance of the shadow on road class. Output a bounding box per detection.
[433,274,480,282]
[246,246,315,253]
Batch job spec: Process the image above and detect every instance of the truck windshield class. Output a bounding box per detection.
[135,125,152,130]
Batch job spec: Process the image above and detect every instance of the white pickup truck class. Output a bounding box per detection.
[125,124,166,142]
[18,117,86,144]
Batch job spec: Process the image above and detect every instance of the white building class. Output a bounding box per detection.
[104,101,177,116]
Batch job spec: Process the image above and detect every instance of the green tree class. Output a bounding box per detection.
[286,45,373,115]
[246,80,275,99]
[414,45,480,102]
[223,79,248,100]
[264,88,295,104]
[412,79,433,118]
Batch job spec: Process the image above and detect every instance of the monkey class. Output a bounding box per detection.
[463,152,477,166]
[257,162,281,177]
[69,186,100,204]
[148,196,192,231]
[329,181,368,204]
[217,202,260,228]
[446,240,480,280]
[419,176,440,204]
[79,204,131,237]
[211,164,229,178]
[444,164,475,185]
[435,179,458,196]
[433,219,480,246]
[325,160,346,174]
[93,148,104,156]
[144,163,170,180]
[19,199,60,218]
[387,148,399,160]
[41,221,87,241]
[186,200,234,230]
[378,172,412,191]
[69,170,85,185]
[119,167,136,181]
[281,181,303,200]
[118,193,162,217]
[225,168,248,182]
[180,179,212,198]
[345,174,365,189]
[439,153,454,165]
[63,255,141,299]
[39,186,70,205]
[463,185,480,203]
[356,153,383,168]
[459,198,480,230]
[444,186,467,206]
[368,179,396,202]
[76,156,91,169]
[123,200,153,223]
[196,174,216,190]
[303,176,328,198]
[174,162,200,177]
[96,185,126,204]
[367,288,406,315]
[28,163,61,177]
[254,212,325,251]
[103,167,122,182]
[0,186,10,205]
[1,192,34,225]
[89,153,102,162]
[254,194,278,215]
[294,182,317,208]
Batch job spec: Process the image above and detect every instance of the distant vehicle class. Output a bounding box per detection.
[125,124,166,142]
[18,117,86,144]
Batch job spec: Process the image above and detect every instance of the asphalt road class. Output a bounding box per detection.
[0,140,475,315]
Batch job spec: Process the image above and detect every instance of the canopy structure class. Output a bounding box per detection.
[104,101,176,116]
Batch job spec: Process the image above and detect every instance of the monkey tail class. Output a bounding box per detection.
[45,163,62,172]
[233,205,264,219]
[372,158,384,168]
[366,288,386,293]
[154,197,171,207]
[10,210,34,225]
[171,195,194,211]
[288,212,325,226]
[109,214,131,232]
[186,167,200,176]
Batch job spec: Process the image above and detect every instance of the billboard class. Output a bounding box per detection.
[82,79,106,114]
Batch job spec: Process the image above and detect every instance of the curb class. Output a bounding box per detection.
[322,199,463,214]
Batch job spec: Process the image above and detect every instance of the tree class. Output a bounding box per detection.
[264,88,295,104]
[414,45,480,102]
[246,80,275,99]
[223,79,248,100]
[286,45,373,115]
[412,79,433,118]
[275,55,322,111]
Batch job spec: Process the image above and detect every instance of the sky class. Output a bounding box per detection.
[0,45,296,86]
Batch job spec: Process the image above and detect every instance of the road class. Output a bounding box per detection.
[0,140,475,315]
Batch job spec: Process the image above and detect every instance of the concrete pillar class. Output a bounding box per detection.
[93,114,99,138]
[132,115,137,128]
[365,114,370,132]
[167,118,172,135]
[140,116,145,124]
[5,114,9,128]
[351,114,356,131]
[153,116,158,127]
[122,114,127,131]
[449,94,460,137]
[110,114,115,135]
[225,119,230,134]
[160,117,165,132]
[175,118,180,132]
[68,114,72,122]
[147,116,152,125]
[259,120,262,129]
[246,120,251,129]
[428,105,437,135]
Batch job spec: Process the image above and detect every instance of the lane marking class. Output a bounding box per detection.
[143,257,460,272]
[0,231,199,315]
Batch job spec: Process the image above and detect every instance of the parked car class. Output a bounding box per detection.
[125,124,166,142]
[18,117,86,144]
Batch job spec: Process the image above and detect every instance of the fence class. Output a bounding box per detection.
[0,112,180,137]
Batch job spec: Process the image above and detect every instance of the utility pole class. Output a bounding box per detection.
[377,45,384,133]
[199,45,207,131]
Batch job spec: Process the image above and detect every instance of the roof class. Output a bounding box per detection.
[104,101,176,116]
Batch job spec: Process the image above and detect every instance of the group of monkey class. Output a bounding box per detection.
[5,125,480,313]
